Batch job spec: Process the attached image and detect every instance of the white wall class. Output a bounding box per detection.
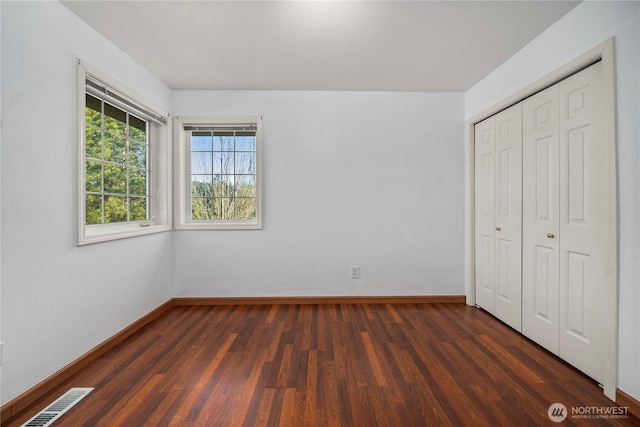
[173,91,465,298]
[0,1,174,404]
[465,1,640,401]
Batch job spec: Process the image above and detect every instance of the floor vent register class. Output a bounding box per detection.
[21,387,94,427]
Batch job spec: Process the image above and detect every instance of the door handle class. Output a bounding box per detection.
[495,227,501,231]
[547,233,555,239]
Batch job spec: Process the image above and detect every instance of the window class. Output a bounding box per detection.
[175,117,262,230]
[77,60,171,245]
[84,94,149,224]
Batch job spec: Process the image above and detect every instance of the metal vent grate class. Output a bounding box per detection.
[21,387,94,427]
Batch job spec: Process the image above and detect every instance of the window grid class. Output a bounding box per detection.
[85,94,150,225]
[189,130,257,221]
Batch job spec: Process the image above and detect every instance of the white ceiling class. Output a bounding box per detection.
[61,0,581,92]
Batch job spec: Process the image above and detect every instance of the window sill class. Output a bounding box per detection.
[77,223,171,246]
[174,221,262,231]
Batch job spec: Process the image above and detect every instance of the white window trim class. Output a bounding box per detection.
[77,60,172,245]
[174,116,263,230]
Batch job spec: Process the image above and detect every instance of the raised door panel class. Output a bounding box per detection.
[522,85,560,354]
[558,61,608,384]
[493,103,522,331]
[474,117,496,313]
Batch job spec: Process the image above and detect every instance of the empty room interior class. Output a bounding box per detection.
[1,0,640,425]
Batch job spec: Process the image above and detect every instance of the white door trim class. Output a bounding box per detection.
[465,38,617,400]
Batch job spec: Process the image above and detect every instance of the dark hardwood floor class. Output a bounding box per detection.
[5,303,638,426]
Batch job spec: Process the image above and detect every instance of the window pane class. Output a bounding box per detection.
[129,197,148,221]
[235,198,256,219]
[220,152,234,174]
[212,134,222,151]
[213,152,235,174]
[129,115,146,142]
[103,164,127,194]
[212,152,222,174]
[130,169,147,196]
[86,194,102,225]
[86,161,102,192]
[85,95,102,127]
[213,132,234,151]
[222,136,234,151]
[192,197,214,220]
[85,127,102,160]
[191,132,213,151]
[214,175,235,198]
[215,198,235,220]
[191,152,212,175]
[235,151,256,174]
[236,175,256,197]
[104,195,127,223]
[235,133,256,151]
[192,175,213,197]
[104,133,126,164]
[129,142,147,169]
[104,103,126,136]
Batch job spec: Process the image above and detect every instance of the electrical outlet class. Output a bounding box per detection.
[351,266,361,279]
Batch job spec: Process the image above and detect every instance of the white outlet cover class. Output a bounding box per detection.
[351,266,361,279]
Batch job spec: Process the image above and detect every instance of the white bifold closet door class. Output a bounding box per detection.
[522,61,608,384]
[474,103,522,331]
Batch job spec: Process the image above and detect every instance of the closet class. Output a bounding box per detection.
[474,60,612,386]
[474,103,522,331]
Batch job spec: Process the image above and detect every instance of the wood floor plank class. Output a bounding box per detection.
[302,349,318,426]
[276,387,298,427]
[4,303,638,426]
[359,331,387,387]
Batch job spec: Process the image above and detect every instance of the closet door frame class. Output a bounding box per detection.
[465,38,617,400]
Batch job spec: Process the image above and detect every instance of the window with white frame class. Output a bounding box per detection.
[175,117,262,230]
[77,60,171,245]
